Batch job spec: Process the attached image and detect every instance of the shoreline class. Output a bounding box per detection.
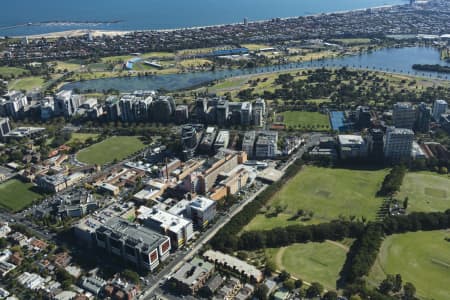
[19,3,405,39]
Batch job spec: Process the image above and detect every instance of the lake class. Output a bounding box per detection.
[61,47,450,93]
[1,0,406,36]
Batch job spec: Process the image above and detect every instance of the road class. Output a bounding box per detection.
[139,183,269,299]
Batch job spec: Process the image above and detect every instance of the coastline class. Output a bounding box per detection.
[21,3,403,39]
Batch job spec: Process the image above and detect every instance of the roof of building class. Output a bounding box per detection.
[338,134,365,145]
[137,206,191,233]
[257,167,283,183]
[203,250,263,281]
[190,196,215,211]
[172,257,214,287]
[387,127,414,135]
[98,217,168,254]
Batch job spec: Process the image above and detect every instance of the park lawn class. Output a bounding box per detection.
[330,38,372,45]
[53,61,81,72]
[211,78,248,91]
[241,43,272,51]
[179,59,213,68]
[245,166,388,231]
[9,76,46,91]
[266,241,349,290]
[0,179,43,212]
[0,66,28,78]
[369,230,450,300]
[101,54,135,63]
[397,172,450,213]
[68,133,99,144]
[277,111,330,130]
[142,51,175,59]
[76,136,146,165]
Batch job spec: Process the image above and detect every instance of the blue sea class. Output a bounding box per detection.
[0,0,406,36]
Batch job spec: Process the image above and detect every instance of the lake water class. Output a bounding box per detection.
[61,47,450,93]
[1,0,406,36]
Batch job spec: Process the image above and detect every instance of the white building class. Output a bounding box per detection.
[338,135,368,160]
[187,196,217,229]
[137,206,194,249]
[17,272,45,290]
[432,99,448,121]
[384,127,414,162]
[0,222,11,238]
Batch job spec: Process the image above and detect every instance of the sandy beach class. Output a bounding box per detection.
[25,29,130,39]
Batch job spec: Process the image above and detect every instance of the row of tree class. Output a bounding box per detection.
[237,221,364,251]
[377,165,406,196]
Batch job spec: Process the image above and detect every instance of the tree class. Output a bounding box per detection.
[283,279,295,291]
[403,197,409,209]
[379,274,395,294]
[294,279,303,289]
[0,238,7,248]
[278,270,290,282]
[393,274,402,292]
[323,291,338,300]
[254,284,269,300]
[306,282,324,298]
[403,282,416,299]
[122,269,140,284]
[265,260,276,276]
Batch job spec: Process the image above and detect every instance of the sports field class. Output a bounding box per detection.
[0,179,43,212]
[276,111,330,130]
[9,76,46,91]
[76,136,146,165]
[369,230,450,300]
[266,240,349,290]
[245,166,388,231]
[397,172,450,213]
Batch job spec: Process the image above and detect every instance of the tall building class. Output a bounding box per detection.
[181,124,204,160]
[194,98,208,122]
[432,99,448,121]
[0,118,11,140]
[355,106,372,129]
[3,91,28,119]
[105,96,121,121]
[384,127,414,162]
[151,96,175,123]
[216,100,229,126]
[240,102,252,126]
[255,131,278,158]
[367,128,384,162]
[119,94,136,122]
[242,131,257,158]
[55,90,81,117]
[186,196,216,229]
[214,130,230,151]
[415,102,431,133]
[175,105,189,124]
[393,102,415,129]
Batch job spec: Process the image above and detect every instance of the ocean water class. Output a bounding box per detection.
[0,0,406,36]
